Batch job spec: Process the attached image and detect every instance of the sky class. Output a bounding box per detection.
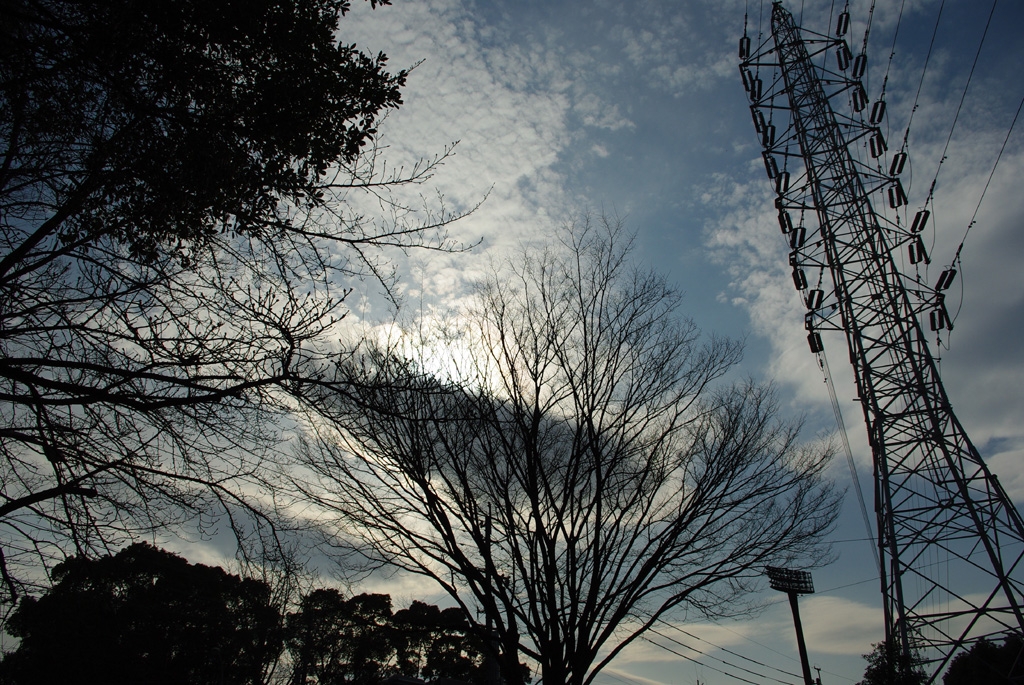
[288,1,1024,683]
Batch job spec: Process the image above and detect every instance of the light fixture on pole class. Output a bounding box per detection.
[767,566,816,685]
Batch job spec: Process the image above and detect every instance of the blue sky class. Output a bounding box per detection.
[299,1,1024,683]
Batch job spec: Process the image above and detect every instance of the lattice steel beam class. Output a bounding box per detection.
[740,3,1024,680]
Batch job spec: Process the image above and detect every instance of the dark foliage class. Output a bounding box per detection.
[0,543,501,685]
[0,543,284,685]
[393,601,490,683]
[0,0,468,600]
[857,640,927,685]
[288,589,398,685]
[1,0,403,260]
[286,589,497,685]
[943,635,1024,685]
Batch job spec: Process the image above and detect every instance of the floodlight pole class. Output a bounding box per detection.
[768,566,816,685]
[787,590,813,685]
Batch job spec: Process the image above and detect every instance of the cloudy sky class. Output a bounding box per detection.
[321,1,1024,683]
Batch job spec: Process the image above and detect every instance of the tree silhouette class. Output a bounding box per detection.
[287,589,395,685]
[392,601,488,683]
[0,543,284,685]
[0,0,471,599]
[2,0,404,261]
[295,217,841,685]
[856,641,926,685]
[0,544,504,685]
[943,635,1024,685]
[286,589,499,685]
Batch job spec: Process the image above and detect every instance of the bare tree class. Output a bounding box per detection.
[0,0,474,602]
[294,218,842,685]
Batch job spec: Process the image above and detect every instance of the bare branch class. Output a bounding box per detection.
[293,216,841,685]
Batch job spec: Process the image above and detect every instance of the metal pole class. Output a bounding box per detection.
[788,591,814,685]
[767,567,816,685]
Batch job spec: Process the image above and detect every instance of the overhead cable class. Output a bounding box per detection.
[641,632,799,685]
[923,0,999,207]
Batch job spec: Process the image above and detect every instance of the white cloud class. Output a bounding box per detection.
[802,596,884,656]
[574,92,635,131]
[330,0,582,314]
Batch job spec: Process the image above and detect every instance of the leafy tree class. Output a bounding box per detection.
[392,601,488,683]
[943,635,1024,685]
[0,545,500,685]
[856,640,927,685]
[1,0,402,259]
[294,217,841,685]
[286,590,494,685]
[0,0,470,599]
[0,543,284,685]
[287,589,396,685]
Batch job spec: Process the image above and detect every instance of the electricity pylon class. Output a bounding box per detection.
[740,3,1024,681]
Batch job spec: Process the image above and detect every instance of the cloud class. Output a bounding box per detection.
[574,92,635,131]
[335,0,578,313]
[801,596,884,656]
[606,5,738,96]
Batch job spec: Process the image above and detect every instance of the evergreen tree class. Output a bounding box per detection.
[0,543,284,685]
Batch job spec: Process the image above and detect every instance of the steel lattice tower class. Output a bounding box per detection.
[739,2,1024,680]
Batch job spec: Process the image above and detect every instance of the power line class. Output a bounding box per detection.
[711,622,857,684]
[818,347,880,574]
[877,0,908,104]
[946,89,1024,330]
[601,669,651,685]
[651,627,813,685]
[899,0,946,155]
[641,632,799,685]
[655,618,804,681]
[951,89,1024,266]
[922,0,1000,208]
